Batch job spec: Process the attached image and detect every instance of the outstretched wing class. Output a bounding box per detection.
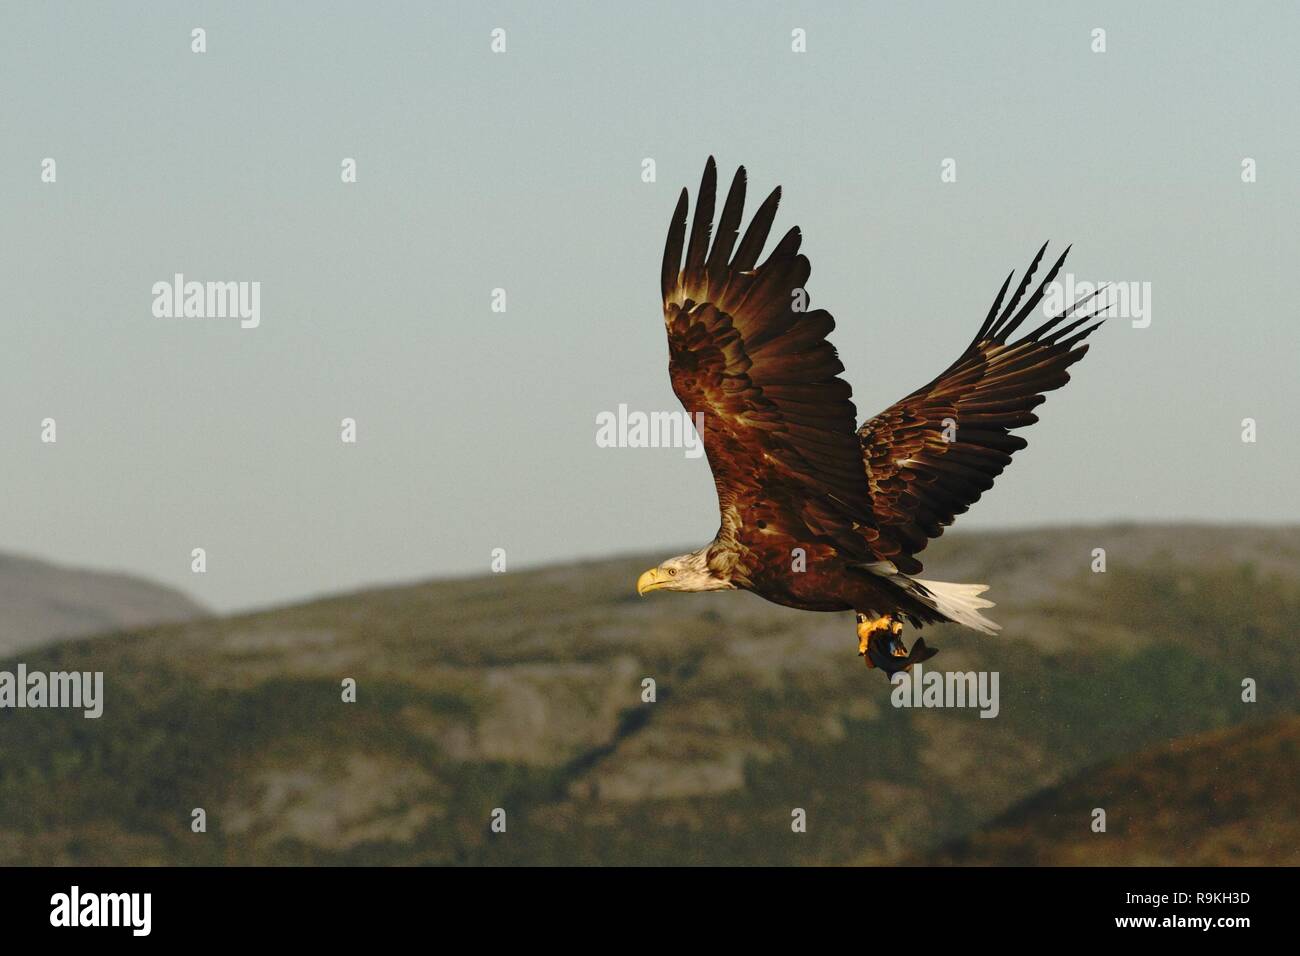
[858,244,1107,574]
[661,157,873,554]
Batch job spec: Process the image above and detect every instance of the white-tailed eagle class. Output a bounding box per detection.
[637,158,1107,676]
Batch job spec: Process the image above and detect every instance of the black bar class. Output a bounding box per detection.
[0,865,1283,942]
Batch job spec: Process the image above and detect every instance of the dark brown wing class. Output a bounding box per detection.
[858,244,1107,574]
[661,158,872,554]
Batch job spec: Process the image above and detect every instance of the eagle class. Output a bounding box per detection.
[636,158,1107,676]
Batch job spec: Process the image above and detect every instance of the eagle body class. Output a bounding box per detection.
[638,159,1106,674]
[712,538,932,618]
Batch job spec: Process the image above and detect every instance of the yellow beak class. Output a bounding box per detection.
[637,568,664,596]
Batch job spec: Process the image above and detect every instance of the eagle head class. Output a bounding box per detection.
[637,548,734,596]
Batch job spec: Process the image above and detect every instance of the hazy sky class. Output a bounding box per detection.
[2,1,1297,612]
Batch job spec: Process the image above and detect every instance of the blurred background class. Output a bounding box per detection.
[1,526,1297,864]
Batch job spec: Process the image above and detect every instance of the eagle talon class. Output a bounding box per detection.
[856,614,895,660]
[857,615,939,677]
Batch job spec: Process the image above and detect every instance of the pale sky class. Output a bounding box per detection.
[2,1,1297,612]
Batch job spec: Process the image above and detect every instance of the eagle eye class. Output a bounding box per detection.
[668,569,677,576]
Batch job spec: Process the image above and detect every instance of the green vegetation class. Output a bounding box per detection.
[0,526,1295,865]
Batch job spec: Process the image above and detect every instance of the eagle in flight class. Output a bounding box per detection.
[637,158,1107,676]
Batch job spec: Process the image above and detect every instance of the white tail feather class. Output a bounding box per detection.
[912,578,1001,634]
[859,562,1001,634]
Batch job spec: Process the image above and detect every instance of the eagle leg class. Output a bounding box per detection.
[856,613,937,676]
[856,614,902,660]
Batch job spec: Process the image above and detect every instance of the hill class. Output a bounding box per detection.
[0,551,206,658]
[922,715,1299,865]
[0,524,1295,865]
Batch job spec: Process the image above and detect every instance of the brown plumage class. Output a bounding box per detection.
[639,157,1106,671]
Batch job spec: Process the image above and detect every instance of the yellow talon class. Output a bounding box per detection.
[856,615,895,659]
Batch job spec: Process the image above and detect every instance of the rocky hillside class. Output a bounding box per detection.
[922,715,1298,865]
[0,524,1295,865]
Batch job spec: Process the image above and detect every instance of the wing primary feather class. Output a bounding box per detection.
[683,157,717,285]
[996,244,1071,343]
[661,188,689,302]
[732,185,782,273]
[763,226,803,266]
[1057,320,1105,350]
[1039,312,1095,346]
[971,270,1015,346]
[1022,283,1108,341]
[707,166,747,289]
[992,241,1049,335]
